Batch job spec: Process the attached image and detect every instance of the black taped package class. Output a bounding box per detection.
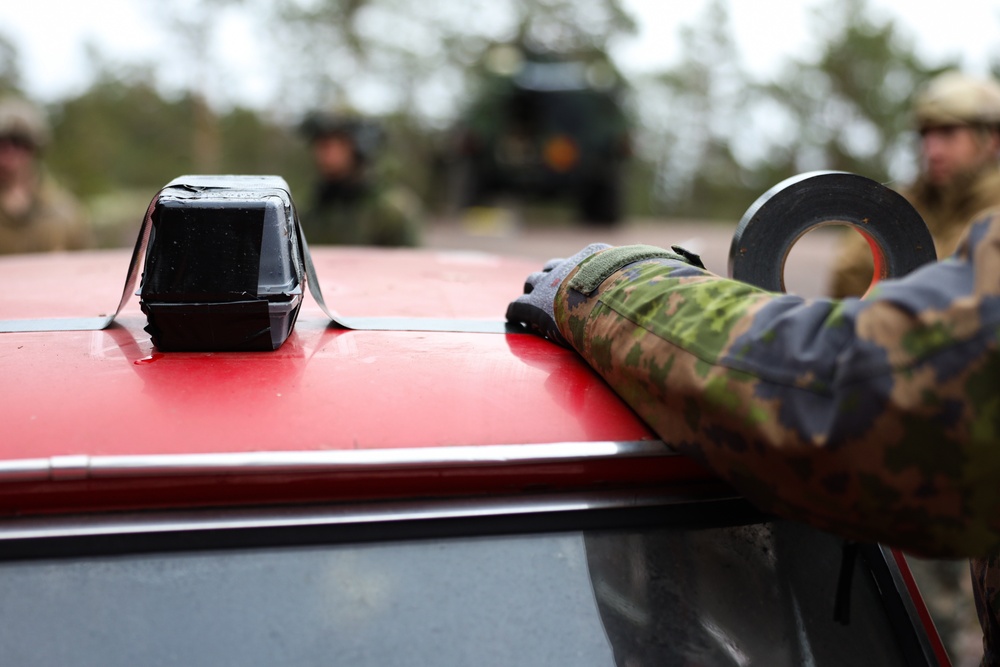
[138,175,305,352]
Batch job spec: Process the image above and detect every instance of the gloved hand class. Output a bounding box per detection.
[507,243,707,346]
[506,243,612,346]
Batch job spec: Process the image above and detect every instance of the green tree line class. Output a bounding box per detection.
[1,0,997,244]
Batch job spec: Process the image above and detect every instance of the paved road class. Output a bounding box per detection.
[425,214,845,299]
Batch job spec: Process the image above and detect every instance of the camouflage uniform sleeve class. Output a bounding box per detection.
[554,209,1000,559]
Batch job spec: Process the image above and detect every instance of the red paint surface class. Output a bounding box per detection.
[0,248,721,512]
[892,549,953,666]
[3,320,658,456]
[860,228,886,296]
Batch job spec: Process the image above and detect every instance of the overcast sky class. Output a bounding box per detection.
[621,0,1000,76]
[1,0,997,109]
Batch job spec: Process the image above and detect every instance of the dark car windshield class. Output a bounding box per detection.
[0,519,909,666]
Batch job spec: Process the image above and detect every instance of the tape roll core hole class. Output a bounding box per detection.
[781,221,873,298]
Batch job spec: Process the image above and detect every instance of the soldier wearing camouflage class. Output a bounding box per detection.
[509,208,1000,662]
[298,111,421,247]
[830,70,1000,299]
[828,69,1000,663]
[0,96,92,254]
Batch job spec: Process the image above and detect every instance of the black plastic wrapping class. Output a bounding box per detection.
[139,176,304,352]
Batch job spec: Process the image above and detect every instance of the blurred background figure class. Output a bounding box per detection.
[829,70,1000,298]
[0,95,92,254]
[297,110,422,247]
[828,67,1000,664]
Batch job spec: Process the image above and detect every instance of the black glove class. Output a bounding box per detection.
[506,243,612,346]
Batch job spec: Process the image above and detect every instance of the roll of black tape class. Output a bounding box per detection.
[728,171,936,293]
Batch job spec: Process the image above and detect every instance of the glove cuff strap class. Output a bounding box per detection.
[569,244,693,295]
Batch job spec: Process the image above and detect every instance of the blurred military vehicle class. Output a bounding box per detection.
[450,43,632,226]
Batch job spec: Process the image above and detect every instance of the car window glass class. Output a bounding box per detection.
[0,519,908,667]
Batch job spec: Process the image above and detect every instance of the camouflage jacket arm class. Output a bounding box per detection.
[555,209,1000,559]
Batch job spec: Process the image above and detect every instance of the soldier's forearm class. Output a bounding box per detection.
[554,237,1000,557]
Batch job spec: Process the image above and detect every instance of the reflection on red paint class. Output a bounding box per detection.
[134,353,165,365]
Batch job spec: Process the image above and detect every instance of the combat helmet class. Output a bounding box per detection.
[298,109,384,164]
[912,70,1000,130]
[0,95,50,150]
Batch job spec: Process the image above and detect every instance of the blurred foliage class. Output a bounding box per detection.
[38,71,314,243]
[0,33,20,94]
[47,77,314,199]
[644,0,951,219]
[0,0,989,240]
[266,0,637,121]
[762,0,953,181]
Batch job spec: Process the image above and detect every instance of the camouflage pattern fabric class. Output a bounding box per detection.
[829,162,1000,298]
[552,210,1000,659]
[0,172,92,254]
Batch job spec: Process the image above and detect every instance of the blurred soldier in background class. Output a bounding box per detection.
[298,110,422,247]
[827,71,1000,664]
[829,70,1000,298]
[0,95,92,255]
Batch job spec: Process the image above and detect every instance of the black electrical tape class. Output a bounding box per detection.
[728,171,936,293]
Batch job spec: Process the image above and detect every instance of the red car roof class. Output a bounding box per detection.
[0,247,718,514]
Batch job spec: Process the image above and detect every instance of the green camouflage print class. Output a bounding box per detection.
[560,215,1000,557]
[556,209,1000,560]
